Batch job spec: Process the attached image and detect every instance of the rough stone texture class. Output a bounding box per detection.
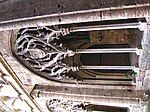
[0,0,149,22]
[0,4,150,31]
[138,28,150,89]
[143,70,150,89]
[33,85,148,101]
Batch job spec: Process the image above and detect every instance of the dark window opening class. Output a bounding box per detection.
[84,104,128,112]
[80,44,132,73]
